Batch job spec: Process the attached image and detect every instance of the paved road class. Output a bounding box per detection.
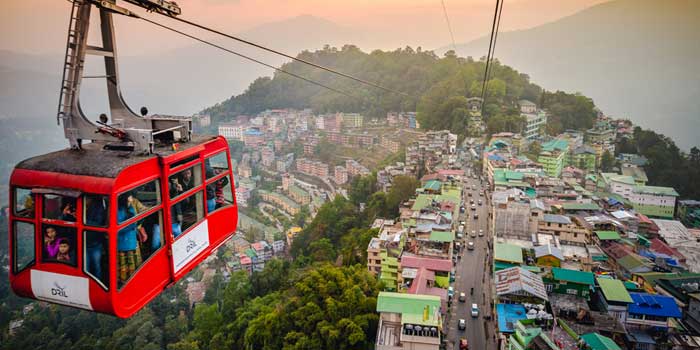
[445,173,496,350]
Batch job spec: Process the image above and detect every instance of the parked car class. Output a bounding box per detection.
[471,304,479,317]
[467,241,475,250]
[473,213,479,219]
[459,292,466,302]
[448,286,454,297]
[470,230,476,238]
[458,319,466,330]
[478,229,484,237]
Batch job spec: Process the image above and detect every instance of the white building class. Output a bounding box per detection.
[523,111,547,140]
[218,122,246,140]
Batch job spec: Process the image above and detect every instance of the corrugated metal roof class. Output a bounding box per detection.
[495,243,524,264]
[580,333,621,350]
[543,214,572,225]
[552,268,595,286]
[534,244,564,260]
[595,230,621,240]
[596,278,633,303]
[628,293,682,318]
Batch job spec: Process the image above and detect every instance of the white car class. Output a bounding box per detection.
[471,304,479,317]
[458,318,466,330]
[478,229,484,237]
[467,241,475,250]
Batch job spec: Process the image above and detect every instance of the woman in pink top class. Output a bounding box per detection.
[43,226,60,259]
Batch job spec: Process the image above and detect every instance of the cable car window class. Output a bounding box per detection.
[13,221,35,273]
[13,188,35,218]
[171,191,204,238]
[169,165,202,199]
[42,194,76,222]
[117,180,161,224]
[84,230,109,289]
[206,175,233,213]
[117,210,163,289]
[84,194,109,227]
[41,224,77,266]
[205,152,229,179]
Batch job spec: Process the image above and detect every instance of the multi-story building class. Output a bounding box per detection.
[596,278,633,324]
[296,158,329,178]
[537,214,589,245]
[218,121,246,140]
[538,139,569,178]
[258,190,300,215]
[243,128,265,147]
[260,146,274,167]
[626,293,682,331]
[375,292,442,350]
[287,184,311,205]
[341,113,364,128]
[314,115,325,130]
[235,187,250,207]
[334,165,348,185]
[346,159,370,178]
[380,136,401,154]
[629,185,679,219]
[519,100,546,141]
[367,237,383,275]
[569,145,597,171]
[599,172,637,197]
[678,200,700,228]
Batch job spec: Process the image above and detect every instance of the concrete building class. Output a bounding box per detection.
[538,139,569,178]
[341,113,364,128]
[235,187,250,207]
[243,128,265,147]
[258,190,300,215]
[375,292,442,350]
[218,122,246,140]
[334,165,348,185]
[260,146,274,167]
[346,159,370,178]
[537,214,589,245]
[629,185,678,219]
[287,184,311,205]
[296,158,330,178]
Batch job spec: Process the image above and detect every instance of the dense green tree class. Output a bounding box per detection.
[540,90,597,134]
[385,175,421,215]
[600,150,615,172]
[348,174,377,206]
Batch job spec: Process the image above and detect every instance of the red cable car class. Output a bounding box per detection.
[9,136,238,317]
[8,0,238,317]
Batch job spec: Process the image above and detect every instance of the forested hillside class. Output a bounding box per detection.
[203,46,550,136]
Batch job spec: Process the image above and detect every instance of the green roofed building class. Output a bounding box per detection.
[379,253,400,292]
[423,180,442,193]
[629,185,679,219]
[547,268,595,299]
[596,278,633,322]
[580,332,621,350]
[595,230,621,241]
[561,202,601,212]
[508,320,560,350]
[376,292,442,348]
[429,230,454,243]
[495,243,524,264]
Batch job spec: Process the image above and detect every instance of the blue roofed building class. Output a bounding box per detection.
[626,292,682,331]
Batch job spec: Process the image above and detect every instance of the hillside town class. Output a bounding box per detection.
[190,99,700,349]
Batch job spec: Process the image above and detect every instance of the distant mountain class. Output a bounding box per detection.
[0,15,357,119]
[445,0,700,150]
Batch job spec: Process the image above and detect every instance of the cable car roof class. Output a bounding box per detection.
[16,135,218,178]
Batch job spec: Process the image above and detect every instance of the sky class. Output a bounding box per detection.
[1,0,608,56]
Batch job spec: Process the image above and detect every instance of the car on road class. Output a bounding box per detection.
[448,286,454,298]
[470,230,476,238]
[467,192,473,197]
[478,229,484,237]
[459,292,466,302]
[478,199,482,205]
[467,241,475,250]
[458,319,466,330]
[473,213,479,219]
[457,232,464,240]
[471,204,476,210]
[471,304,479,317]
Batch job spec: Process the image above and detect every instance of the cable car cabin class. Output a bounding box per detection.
[8,135,238,318]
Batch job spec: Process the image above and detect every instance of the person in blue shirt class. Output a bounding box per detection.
[117,194,141,284]
[85,196,108,283]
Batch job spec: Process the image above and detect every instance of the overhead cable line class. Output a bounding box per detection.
[440,0,458,52]
[483,0,505,103]
[162,16,413,98]
[139,16,367,103]
[480,0,501,104]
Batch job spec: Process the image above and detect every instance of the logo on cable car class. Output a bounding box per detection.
[186,239,198,253]
[51,282,68,298]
